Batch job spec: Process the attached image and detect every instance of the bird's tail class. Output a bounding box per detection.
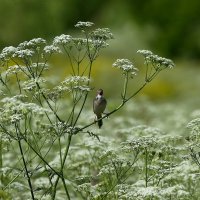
[97,115,103,128]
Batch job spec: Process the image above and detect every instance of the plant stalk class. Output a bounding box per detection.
[17,137,35,200]
[52,134,72,200]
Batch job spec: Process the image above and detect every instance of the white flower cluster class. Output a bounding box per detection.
[119,184,189,199]
[0,38,46,62]
[34,177,50,189]
[91,28,114,41]
[137,50,153,57]
[18,38,46,50]
[43,45,61,54]
[113,58,138,75]
[76,183,91,193]
[74,21,94,29]
[53,34,72,45]
[0,22,114,66]
[62,76,91,92]
[122,136,157,151]
[0,96,51,123]
[187,118,200,135]
[13,49,34,59]
[83,28,114,50]
[52,85,69,93]
[5,65,23,75]
[62,76,90,85]
[137,49,175,68]
[48,76,91,100]
[0,46,17,61]
[72,38,88,50]
[22,77,46,91]
[5,63,48,76]
[92,39,109,49]
[31,62,49,69]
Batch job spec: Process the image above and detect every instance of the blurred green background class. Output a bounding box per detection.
[0,0,200,103]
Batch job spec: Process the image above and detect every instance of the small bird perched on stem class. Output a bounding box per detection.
[93,89,107,128]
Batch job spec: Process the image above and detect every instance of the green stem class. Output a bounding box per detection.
[145,59,149,81]
[73,60,93,126]
[16,131,35,200]
[18,142,35,200]
[0,74,11,95]
[38,58,49,77]
[61,175,71,200]
[52,134,72,200]
[22,136,61,178]
[63,45,75,75]
[36,82,62,122]
[145,147,148,187]
[101,150,140,199]
[52,177,60,199]
[66,98,80,125]
[23,135,72,199]
[11,58,31,78]
[122,72,129,100]
[58,137,63,166]
[15,73,22,94]
[61,134,72,170]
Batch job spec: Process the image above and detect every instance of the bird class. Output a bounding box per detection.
[93,89,107,128]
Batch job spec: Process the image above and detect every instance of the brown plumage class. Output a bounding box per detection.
[93,89,107,128]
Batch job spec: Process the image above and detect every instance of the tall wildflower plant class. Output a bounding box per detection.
[0,22,174,199]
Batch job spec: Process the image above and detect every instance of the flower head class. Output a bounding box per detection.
[90,28,114,41]
[62,76,90,85]
[0,46,17,62]
[12,49,34,59]
[53,34,72,46]
[113,59,138,75]
[71,38,88,51]
[5,65,24,75]
[0,95,52,124]
[137,50,153,57]
[22,77,46,91]
[18,38,46,50]
[62,76,91,92]
[44,45,61,54]
[75,21,94,29]
[137,49,175,69]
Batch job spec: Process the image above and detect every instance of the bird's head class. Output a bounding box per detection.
[97,89,104,96]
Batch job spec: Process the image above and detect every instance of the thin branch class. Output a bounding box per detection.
[36,82,62,122]
[101,150,140,199]
[52,134,72,199]
[16,124,35,200]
